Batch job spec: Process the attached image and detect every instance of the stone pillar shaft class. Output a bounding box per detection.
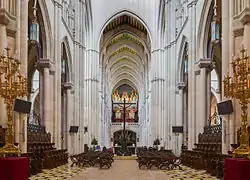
[176,82,185,155]
[18,0,28,153]
[221,0,231,154]
[201,68,207,126]
[187,2,195,150]
[0,25,7,128]
[53,1,62,149]
[44,67,51,130]
[38,59,53,137]
[83,49,100,148]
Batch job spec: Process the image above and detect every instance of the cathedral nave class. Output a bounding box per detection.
[0,0,249,179]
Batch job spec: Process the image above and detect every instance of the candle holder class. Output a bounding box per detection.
[0,48,27,157]
[223,45,250,159]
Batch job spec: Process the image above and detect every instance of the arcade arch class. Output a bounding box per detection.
[99,13,151,147]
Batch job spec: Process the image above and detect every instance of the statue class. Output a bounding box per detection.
[129,109,135,119]
[112,90,120,102]
[122,92,129,102]
[131,90,138,102]
[116,109,121,119]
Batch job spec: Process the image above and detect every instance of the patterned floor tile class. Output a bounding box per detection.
[164,165,219,180]
[29,164,86,180]
[29,161,220,180]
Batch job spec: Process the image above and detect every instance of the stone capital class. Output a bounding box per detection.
[37,58,53,70]
[197,58,214,71]
[62,82,74,90]
[49,64,56,75]
[0,8,11,25]
[176,82,186,90]
[195,69,200,75]
[238,7,250,25]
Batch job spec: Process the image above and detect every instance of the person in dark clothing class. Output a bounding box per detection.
[103,146,107,152]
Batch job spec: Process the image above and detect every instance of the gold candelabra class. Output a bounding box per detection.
[223,45,250,159]
[0,48,27,157]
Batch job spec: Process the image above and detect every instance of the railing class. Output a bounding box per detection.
[111,122,139,126]
[0,0,16,17]
[112,123,122,126]
[233,0,250,16]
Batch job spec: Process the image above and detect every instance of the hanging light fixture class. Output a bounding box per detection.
[30,0,39,43]
[211,0,220,44]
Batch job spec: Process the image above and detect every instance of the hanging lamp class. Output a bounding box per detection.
[30,0,39,43]
[211,0,220,44]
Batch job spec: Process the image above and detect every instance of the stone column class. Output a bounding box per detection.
[0,3,10,127]
[150,48,165,144]
[197,58,213,134]
[221,0,230,154]
[14,0,21,147]
[63,82,74,154]
[53,0,62,149]
[176,82,186,155]
[83,48,100,148]
[37,59,53,135]
[186,0,198,149]
[18,0,28,153]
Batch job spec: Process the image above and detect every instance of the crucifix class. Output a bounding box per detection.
[113,98,137,149]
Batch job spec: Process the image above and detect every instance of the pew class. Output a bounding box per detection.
[70,151,114,169]
[27,124,68,170]
[136,148,181,170]
[180,124,232,179]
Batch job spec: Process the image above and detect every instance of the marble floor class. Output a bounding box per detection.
[29,160,219,180]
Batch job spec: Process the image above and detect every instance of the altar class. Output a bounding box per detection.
[114,146,136,155]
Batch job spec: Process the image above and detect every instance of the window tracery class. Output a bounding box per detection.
[62,0,75,35]
[175,0,188,36]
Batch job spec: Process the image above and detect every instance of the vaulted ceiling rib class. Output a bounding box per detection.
[100,15,150,92]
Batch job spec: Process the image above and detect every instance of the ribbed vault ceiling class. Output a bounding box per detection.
[100,15,150,93]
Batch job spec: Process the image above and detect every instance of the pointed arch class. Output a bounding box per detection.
[98,10,152,45]
[62,36,73,83]
[197,0,213,58]
[36,0,53,59]
[177,35,188,82]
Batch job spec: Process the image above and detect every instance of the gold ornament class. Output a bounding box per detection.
[0,48,27,157]
[223,45,250,159]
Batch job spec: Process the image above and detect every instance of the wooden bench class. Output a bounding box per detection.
[70,151,114,169]
[137,149,181,170]
[180,124,233,179]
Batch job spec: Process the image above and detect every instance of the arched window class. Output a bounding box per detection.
[182,43,188,90]
[61,43,68,83]
[32,70,39,93]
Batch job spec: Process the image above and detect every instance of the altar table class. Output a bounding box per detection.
[224,158,250,180]
[0,157,29,180]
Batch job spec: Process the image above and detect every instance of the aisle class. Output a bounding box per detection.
[72,160,169,180]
